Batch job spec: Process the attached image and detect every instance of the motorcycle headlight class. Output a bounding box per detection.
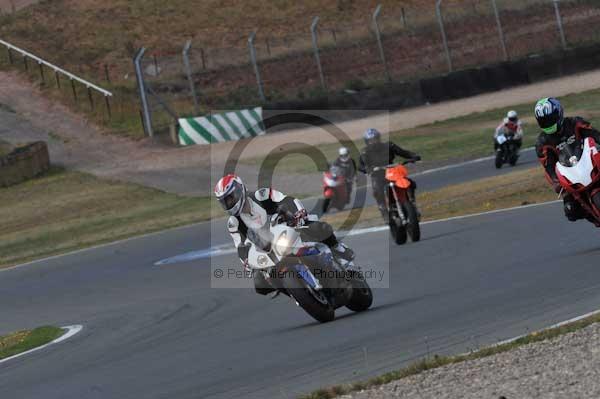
[274,232,292,257]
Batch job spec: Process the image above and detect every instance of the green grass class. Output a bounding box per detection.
[301,313,600,399]
[0,166,216,268]
[244,88,600,175]
[0,326,64,360]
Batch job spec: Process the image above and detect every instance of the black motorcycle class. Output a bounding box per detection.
[494,133,519,169]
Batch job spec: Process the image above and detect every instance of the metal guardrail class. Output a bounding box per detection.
[0,38,113,97]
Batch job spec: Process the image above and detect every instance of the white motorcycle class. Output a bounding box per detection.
[246,215,373,323]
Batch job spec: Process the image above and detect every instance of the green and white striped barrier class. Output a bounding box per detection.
[178,107,264,146]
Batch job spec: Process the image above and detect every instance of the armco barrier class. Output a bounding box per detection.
[0,141,50,187]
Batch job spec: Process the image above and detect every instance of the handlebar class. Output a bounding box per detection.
[371,159,416,173]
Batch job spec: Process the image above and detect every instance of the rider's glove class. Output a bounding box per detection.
[413,155,422,162]
[293,209,308,227]
[552,181,562,194]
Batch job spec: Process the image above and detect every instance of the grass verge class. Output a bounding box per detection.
[301,312,600,399]
[322,166,556,230]
[0,166,216,268]
[0,326,64,361]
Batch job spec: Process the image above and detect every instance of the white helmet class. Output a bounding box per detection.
[338,147,349,160]
[507,110,518,122]
[214,174,246,216]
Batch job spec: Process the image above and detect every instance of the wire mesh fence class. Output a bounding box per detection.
[102,0,600,138]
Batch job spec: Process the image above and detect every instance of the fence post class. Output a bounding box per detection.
[104,64,110,83]
[311,16,326,90]
[372,4,391,82]
[248,32,266,102]
[182,40,200,115]
[133,48,154,138]
[38,62,45,83]
[435,0,452,72]
[553,0,567,50]
[490,0,508,61]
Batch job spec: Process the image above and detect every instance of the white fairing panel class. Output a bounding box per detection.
[324,176,338,187]
[496,135,507,145]
[556,138,597,187]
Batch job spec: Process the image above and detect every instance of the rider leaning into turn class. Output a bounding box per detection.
[214,175,354,295]
[494,110,523,150]
[534,97,600,222]
[358,128,421,221]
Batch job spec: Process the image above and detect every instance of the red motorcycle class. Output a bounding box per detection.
[556,137,600,226]
[321,165,349,214]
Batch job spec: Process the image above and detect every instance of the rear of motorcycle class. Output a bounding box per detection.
[275,246,372,322]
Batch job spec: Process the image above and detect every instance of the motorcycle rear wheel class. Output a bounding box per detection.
[404,202,421,242]
[283,268,335,323]
[346,273,373,312]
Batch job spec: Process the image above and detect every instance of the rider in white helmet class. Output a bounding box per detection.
[332,147,357,197]
[494,110,523,151]
[214,174,354,295]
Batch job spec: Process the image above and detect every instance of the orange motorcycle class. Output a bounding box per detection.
[373,161,421,245]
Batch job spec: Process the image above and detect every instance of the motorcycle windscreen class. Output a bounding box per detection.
[556,138,597,188]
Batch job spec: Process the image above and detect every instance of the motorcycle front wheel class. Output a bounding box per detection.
[346,273,373,312]
[495,150,503,169]
[404,202,421,242]
[283,267,335,323]
[389,210,408,245]
[321,197,331,214]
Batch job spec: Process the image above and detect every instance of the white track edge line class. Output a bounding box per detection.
[0,325,83,365]
[344,200,560,237]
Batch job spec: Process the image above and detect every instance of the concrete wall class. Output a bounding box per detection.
[264,42,600,121]
[0,141,50,187]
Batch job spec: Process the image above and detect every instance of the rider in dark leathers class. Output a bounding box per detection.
[358,129,421,221]
[534,97,600,222]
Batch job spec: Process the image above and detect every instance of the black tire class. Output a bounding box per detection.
[509,150,519,166]
[389,213,407,245]
[282,267,334,323]
[346,274,373,312]
[404,202,421,242]
[495,151,503,169]
[321,198,331,215]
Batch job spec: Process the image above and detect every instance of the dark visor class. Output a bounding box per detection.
[220,188,242,210]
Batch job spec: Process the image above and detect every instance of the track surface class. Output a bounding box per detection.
[2,157,600,399]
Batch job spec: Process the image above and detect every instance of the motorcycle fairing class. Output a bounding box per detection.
[385,164,411,189]
[556,138,599,189]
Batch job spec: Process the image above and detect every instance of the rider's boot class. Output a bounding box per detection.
[408,188,421,220]
[331,242,355,267]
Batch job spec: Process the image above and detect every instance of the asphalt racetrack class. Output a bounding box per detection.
[2,153,600,399]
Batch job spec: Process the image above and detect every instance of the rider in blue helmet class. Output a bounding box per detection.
[358,128,421,221]
[535,97,600,222]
